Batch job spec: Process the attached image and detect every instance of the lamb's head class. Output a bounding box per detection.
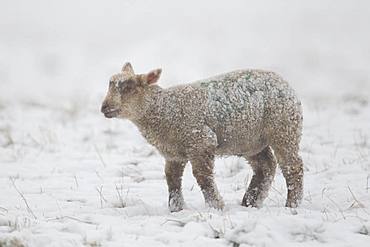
[101,62,162,119]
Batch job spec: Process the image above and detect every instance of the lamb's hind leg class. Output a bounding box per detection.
[242,146,277,207]
[274,146,304,208]
[268,97,304,207]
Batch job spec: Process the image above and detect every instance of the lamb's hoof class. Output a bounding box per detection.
[169,205,183,212]
[169,194,185,212]
[241,193,260,208]
[169,203,184,212]
[285,200,299,208]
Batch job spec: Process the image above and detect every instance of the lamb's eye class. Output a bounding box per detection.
[122,84,131,92]
[117,79,135,94]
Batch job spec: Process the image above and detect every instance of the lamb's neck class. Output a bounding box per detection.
[131,85,164,131]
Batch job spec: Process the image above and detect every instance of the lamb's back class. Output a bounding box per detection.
[190,69,293,156]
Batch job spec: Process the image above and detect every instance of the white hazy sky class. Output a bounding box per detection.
[1,0,369,100]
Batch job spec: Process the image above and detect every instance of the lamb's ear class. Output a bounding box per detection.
[122,62,134,74]
[145,69,162,85]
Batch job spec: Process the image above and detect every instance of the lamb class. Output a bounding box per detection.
[101,62,304,212]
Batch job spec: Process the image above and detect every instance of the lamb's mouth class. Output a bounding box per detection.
[103,109,120,118]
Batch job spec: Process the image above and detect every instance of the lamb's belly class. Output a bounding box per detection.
[215,130,267,157]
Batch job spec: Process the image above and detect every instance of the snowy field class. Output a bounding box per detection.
[1,0,370,246]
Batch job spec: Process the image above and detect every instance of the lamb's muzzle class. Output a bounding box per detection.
[101,102,120,118]
[101,62,304,212]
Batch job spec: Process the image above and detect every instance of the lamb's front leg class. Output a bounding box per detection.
[191,155,224,210]
[165,160,186,212]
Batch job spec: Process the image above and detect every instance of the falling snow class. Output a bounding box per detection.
[1,0,370,246]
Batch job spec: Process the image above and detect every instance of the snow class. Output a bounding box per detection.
[1,0,370,246]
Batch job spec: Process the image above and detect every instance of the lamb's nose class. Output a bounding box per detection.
[101,103,109,113]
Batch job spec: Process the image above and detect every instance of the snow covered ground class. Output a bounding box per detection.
[1,0,370,246]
